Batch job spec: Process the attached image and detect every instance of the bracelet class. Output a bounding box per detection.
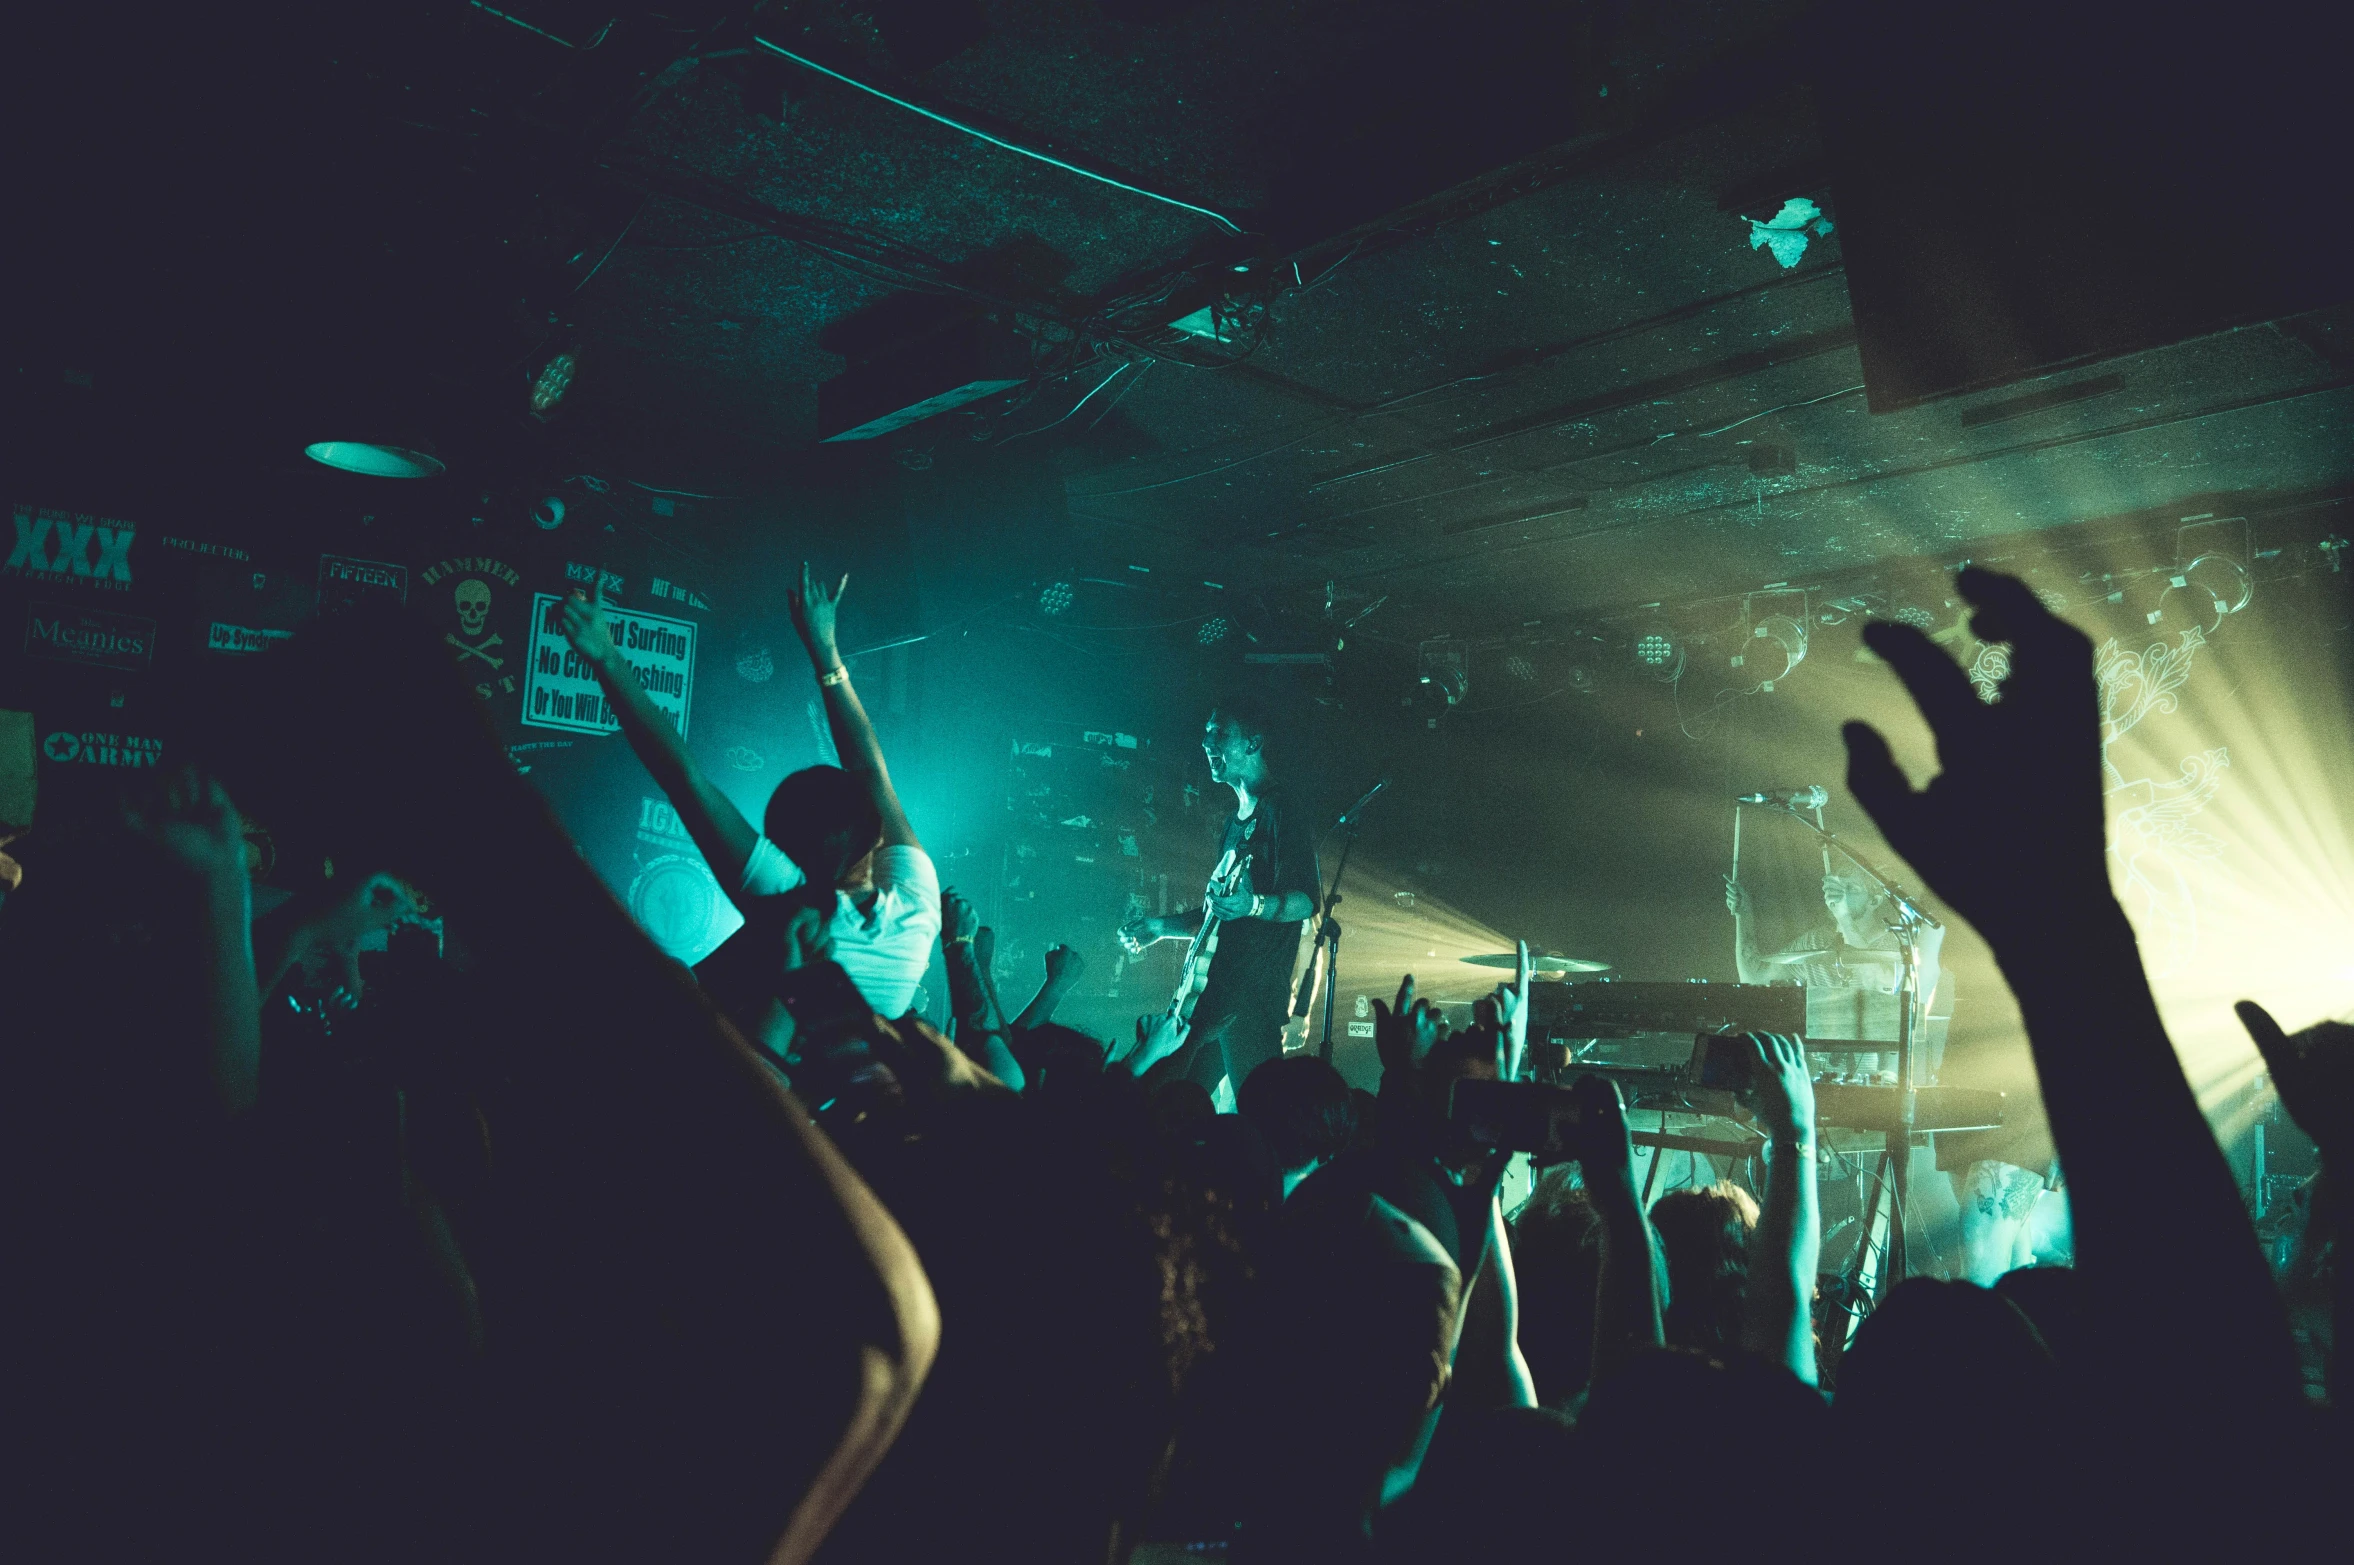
[819,665,850,687]
[1249,894,1267,919]
[946,933,974,947]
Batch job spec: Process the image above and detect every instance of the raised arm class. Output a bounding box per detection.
[127,769,262,1116]
[1843,566,2298,1413]
[1013,943,1086,1032]
[1568,1073,1665,1387]
[561,586,760,893]
[1737,1032,1820,1385]
[939,890,1025,1091]
[789,565,919,851]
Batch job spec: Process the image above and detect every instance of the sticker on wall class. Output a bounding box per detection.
[522,591,695,737]
[41,728,164,769]
[317,553,409,613]
[8,502,137,593]
[421,554,524,707]
[648,576,712,610]
[629,853,725,961]
[564,561,625,598]
[629,794,726,959]
[734,646,775,684]
[723,745,765,772]
[25,601,157,671]
[161,534,251,563]
[207,621,294,655]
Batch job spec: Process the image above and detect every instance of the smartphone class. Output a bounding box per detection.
[1690,1031,1755,1092]
[1450,1078,1584,1160]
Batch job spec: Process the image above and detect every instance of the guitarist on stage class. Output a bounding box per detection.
[1118,701,1320,1099]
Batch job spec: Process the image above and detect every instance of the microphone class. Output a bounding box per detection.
[1337,776,1391,827]
[1737,785,1829,810]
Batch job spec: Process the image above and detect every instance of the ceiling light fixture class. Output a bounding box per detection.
[1038,580,1075,616]
[304,441,445,479]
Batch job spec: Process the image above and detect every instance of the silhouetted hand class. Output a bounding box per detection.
[1489,938,1532,1081]
[1740,1031,1816,1145]
[1842,567,2107,939]
[1564,1073,1636,1187]
[789,562,847,667]
[127,768,248,886]
[1372,974,1445,1075]
[1112,1010,1190,1077]
[558,585,619,669]
[1042,943,1084,983]
[2238,1000,2354,1163]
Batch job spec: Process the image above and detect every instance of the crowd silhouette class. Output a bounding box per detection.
[4,568,2341,1561]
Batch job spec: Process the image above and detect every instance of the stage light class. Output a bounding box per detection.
[304,441,445,479]
[1198,616,1230,645]
[1504,653,1537,683]
[528,349,580,420]
[1038,580,1075,616]
[1417,639,1469,706]
[1634,630,1684,680]
[1891,604,1938,630]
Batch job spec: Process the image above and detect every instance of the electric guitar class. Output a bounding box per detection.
[1165,843,1256,1028]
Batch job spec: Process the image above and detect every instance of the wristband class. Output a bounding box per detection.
[1249,894,1267,918]
[819,665,850,687]
[946,933,974,947]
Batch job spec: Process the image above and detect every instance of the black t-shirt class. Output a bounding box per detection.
[1196,789,1319,1014]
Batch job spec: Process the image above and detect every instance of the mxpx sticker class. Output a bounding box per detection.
[8,503,136,593]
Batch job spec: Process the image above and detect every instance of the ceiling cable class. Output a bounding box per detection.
[750,37,1245,234]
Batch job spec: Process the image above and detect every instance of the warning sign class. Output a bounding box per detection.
[521,591,696,738]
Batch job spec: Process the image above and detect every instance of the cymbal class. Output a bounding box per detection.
[1460,951,1612,974]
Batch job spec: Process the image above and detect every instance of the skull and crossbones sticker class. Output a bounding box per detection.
[446,578,504,668]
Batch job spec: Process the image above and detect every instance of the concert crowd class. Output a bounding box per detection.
[4,566,2341,1561]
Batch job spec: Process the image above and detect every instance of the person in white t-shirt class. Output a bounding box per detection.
[558,563,938,1017]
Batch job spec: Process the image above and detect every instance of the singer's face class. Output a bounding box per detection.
[1203,716,1258,782]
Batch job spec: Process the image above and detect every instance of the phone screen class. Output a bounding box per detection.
[1450,1078,1581,1159]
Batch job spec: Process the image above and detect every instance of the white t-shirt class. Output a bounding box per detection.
[739,837,940,1019]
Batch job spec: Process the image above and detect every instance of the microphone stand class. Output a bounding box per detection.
[1773,808,1942,1316]
[1315,779,1388,1063]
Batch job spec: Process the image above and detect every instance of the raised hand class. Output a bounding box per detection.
[2237,1001,2354,1163]
[1563,1072,1637,1185]
[1489,938,1532,1082]
[788,561,848,666]
[941,887,981,945]
[1371,973,1446,1075]
[558,585,619,668]
[1739,1031,1816,1146]
[1842,567,2106,939]
[126,768,249,885]
[1042,943,1084,983]
[1723,875,1752,919]
[1114,1010,1190,1077]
